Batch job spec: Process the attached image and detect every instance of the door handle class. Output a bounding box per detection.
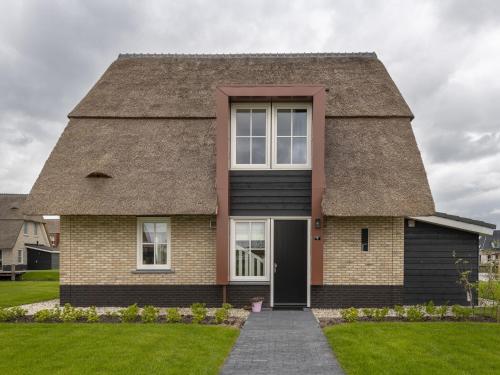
[274,262,277,273]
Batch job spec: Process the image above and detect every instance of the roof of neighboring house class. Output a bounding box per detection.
[44,219,60,234]
[25,244,60,253]
[411,212,496,236]
[25,53,434,216]
[0,194,45,250]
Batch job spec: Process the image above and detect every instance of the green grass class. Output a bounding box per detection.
[478,280,500,300]
[0,281,59,307]
[0,323,238,375]
[21,270,60,281]
[325,322,500,375]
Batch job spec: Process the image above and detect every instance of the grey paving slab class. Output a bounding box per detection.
[220,310,344,375]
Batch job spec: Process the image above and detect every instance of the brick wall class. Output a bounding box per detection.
[60,216,216,285]
[323,217,404,285]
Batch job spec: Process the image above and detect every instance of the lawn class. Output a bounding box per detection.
[21,270,60,281]
[0,323,238,375]
[0,281,59,307]
[325,322,500,375]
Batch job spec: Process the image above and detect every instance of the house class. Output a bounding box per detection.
[45,219,60,248]
[0,194,58,274]
[25,53,494,307]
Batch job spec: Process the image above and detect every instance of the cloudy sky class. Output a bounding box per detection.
[1,0,499,226]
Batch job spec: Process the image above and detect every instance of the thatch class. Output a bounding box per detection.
[322,118,434,216]
[70,53,412,118]
[0,194,44,250]
[26,53,434,216]
[25,118,216,215]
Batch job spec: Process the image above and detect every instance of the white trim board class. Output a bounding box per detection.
[410,215,495,236]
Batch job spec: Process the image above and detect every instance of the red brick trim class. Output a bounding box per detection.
[215,85,326,285]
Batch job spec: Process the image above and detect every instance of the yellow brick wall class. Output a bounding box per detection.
[60,216,216,285]
[323,217,404,285]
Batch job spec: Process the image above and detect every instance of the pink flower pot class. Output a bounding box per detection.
[251,301,263,312]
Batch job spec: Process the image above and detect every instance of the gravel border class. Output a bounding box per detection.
[17,299,250,320]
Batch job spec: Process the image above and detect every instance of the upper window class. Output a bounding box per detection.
[23,223,28,235]
[136,217,171,270]
[34,223,38,236]
[230,219,269,281]
[231,103,311,169]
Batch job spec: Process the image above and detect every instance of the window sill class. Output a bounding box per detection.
[131,269,175,274]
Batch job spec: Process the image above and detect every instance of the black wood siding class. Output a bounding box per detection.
[27,249,58,270]
[230,170,311,216]
[404,219,479,305]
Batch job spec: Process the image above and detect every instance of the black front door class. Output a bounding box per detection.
[273,220,308,306]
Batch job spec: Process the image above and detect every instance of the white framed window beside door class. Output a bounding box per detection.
[230,219,270,282]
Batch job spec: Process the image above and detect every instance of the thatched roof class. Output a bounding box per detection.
[26,53,434,216]
[70,53,412,118]
[0,194,44,250]
[322,118,434,216]
[27,118,216,215]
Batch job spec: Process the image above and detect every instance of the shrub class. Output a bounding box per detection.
[393,305,406,319]
[340,307,359,323]
[85,306,99,323]
[425,301,436,316]
[0,307,27,322]
[451,305,473,320]
[191,303,207,324]
[222,303,233,311]
[373,307,389,321]
[406,305,425,321]
[61,304,85,322]
[362,308,375,319]
[34,307,60,323]
[105,311,119,319]
[166,308,182,323]
[141,305,159,323]
[436,304,448,319]
[118,304,139,323]
[214,308,229,324]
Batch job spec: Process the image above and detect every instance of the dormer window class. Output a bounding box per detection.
[231,103,311,170]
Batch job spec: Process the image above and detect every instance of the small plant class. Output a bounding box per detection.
[362,308,375,319]
[34,307,60,323]
[373,307,389,321]
[436,304,448,319]
[250,297,264,303]
[85,306,99,323]
[0,306,27,322]
[166,307,182,323]
[61,303,85,322]
[191,303,207,324]
[141,305,160,323]
[394,305,406,319]
[222,303,233,311]
[425,301,436,316]
[118,304,139,323]
[340,307,359,323]
[214,307,229,324]
[451,305,473,320]
[406,305,425,321]
[105,310,119,319]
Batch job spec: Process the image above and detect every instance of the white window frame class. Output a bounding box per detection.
[23,223,28,235]
[230,218,270,282]
[17,249,23,264]
[272,103,312,169]
[136,217,171,270]
[231,103,272,170]
[34,223,38,236]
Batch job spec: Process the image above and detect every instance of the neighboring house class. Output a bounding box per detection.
[0,194,58,273]
[479,230,500,263]
[45,219,60,248]
[25,53,494,307]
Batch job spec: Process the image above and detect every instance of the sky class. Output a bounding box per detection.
[1,0,499,226]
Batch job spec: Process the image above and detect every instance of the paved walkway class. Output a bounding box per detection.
[220,310,344,375]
